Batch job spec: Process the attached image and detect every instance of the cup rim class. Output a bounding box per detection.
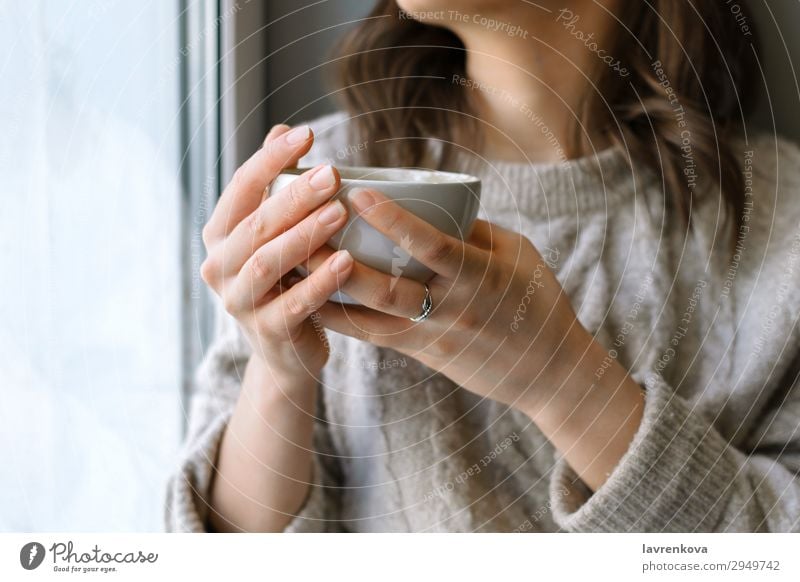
[279,165,480,185]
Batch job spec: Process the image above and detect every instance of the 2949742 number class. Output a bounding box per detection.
[729,560,780,571]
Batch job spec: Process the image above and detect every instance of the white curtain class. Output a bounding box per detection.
[0,0,183,531]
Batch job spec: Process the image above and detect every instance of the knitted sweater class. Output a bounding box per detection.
[166,112,800,532]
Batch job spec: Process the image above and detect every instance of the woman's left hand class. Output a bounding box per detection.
[309,186,598,419]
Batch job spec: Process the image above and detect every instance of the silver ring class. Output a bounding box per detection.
[409,283,434,322]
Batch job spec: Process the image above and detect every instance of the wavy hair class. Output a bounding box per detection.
[330,0,760,249]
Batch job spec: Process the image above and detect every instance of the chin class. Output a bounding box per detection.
[395,0,563,21]
[395,0,492,14]
[395,0,568,9]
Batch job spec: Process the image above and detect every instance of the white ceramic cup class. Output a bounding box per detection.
[268,166,482,304]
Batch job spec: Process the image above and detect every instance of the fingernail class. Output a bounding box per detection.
[348,188,376,212]
[265,124,290,145]
[329,250,353,273]
[285,125,311,145]
[318,200,345,225]
[309,164,336,190]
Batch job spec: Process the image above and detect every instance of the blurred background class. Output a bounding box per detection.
[0,0,798,531]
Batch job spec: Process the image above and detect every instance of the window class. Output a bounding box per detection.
[0,0,187,531]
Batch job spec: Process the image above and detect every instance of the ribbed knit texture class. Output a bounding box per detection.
[165,112,800,532]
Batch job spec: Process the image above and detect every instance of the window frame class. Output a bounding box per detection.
[179,0,269,429]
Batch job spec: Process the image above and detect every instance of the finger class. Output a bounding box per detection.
[219,163,341,277]
[263,250,355,332]
[346,187,483,279]
[223,199,348,314]
[256,124,295,203]
[466,219,498,251]
[258,269,307,306]
[301,244,337,271]
[305,246,436,319]
[205,124,315,241]
[315,301,414,350]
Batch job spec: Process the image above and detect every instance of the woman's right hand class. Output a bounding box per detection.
[200,123,354,378]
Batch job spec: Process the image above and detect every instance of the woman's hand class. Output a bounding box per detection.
[310,186,604,419]
[200,123,354,379]
[311,186,646,493]
[201,124,359,533]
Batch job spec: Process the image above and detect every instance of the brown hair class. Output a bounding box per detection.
[331,0,761,249]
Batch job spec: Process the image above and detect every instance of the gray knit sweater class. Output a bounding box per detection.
[166,112,800,532]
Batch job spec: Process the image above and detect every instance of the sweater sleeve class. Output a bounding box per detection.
[548,368,800,532]
[164,304,343,532]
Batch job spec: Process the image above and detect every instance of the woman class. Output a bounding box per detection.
[166,0,800,532]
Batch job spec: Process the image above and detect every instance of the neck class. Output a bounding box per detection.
[451,2,622,163]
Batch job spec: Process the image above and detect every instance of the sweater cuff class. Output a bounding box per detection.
[165,410,232,532]
[165,409,331,533]
[548,370,740,532]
